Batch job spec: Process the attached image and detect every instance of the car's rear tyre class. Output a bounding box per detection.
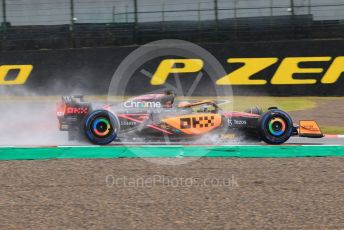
[258,109,293,145]
[84,110,120,145]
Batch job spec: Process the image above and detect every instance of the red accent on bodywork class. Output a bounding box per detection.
[138,115,149,120]
[129,94,165,101]
[222,112,260,118]
[56,102,67,116]
[66,107,89,114]
[118,113,149,122]
[118,114,173,135]
[102,105,112,110]
[118,114,146,123]
[146,125,173,135]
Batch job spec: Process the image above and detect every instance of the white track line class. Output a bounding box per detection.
[0,144,342,148]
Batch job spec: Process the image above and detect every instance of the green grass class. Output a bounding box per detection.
[321,126,344,135]
[228,96,317,112]
[172,96,317,112]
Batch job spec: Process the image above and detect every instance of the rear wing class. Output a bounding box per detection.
[57,95,92,117]
[62,95,85,103]
[298,120,324,138]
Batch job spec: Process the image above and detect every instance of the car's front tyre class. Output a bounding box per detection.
[258,109,293,145]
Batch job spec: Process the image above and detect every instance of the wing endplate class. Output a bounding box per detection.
[299,120,323,138]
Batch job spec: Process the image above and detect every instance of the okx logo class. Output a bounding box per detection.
[180,116,215,129]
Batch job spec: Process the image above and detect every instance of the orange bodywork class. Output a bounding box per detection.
[299,120,323,137]
[163,113,222,135]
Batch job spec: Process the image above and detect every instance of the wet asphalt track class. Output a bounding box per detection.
[1,100,344,229]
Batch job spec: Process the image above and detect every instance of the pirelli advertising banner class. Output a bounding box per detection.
[0,39,344,96]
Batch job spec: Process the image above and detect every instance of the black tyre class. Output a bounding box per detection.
[84,110,120,145]
[258,109,293,145]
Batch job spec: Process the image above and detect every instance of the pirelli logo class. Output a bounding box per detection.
[0,65,33,85]
[151,57,344,85]
[180,116,215,129]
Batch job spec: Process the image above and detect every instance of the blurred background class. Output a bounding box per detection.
[1,0,344,50]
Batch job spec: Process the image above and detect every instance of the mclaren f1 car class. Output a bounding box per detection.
[56,92,323,145]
